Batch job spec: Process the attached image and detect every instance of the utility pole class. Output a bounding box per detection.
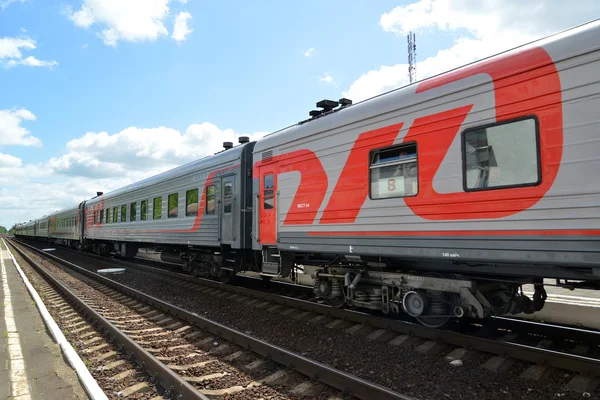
[408,31,417,83]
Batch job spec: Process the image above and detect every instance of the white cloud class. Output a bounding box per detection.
[172,11,192,42]
[69,4,95,28]
[0,36,58,68]
[1,119,268,229]
[319,73,333,84]
[17,56,58,68]
[0,108,42,147]
[66,0,192,46]
[0,153,22,168]
[49,122,268,178]
[304,47,314,57]
[0,0,26,10]
[344,0,600,102]
[0,37,34,59]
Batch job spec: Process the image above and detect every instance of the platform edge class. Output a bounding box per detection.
[2,238,108,400]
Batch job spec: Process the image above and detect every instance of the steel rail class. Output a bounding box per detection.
[10,238,415,400]
[34,239,600,378]
[7,239,208,400]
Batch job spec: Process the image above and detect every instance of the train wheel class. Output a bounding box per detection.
[220,269,236,284]
[415,314,451,329]
[413,272,453,329]
[325,297,346,308]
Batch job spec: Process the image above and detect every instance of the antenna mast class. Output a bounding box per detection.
[407,31,416,83]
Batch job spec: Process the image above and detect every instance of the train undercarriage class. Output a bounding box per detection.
[81,239,554,328]
[261,249,554,328]
[19,235,591,329]
[311,265,548,328]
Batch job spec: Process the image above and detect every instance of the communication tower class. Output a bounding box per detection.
[407,32,417,83]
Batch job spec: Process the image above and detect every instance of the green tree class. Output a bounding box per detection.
[0,226,7,234]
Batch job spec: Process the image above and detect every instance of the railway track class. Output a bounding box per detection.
[5,238,413,400]
[79,245,600,370]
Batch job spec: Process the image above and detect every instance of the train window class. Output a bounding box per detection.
[100,209,104,224]
[130,202,136,221]
[369,143,418,199]
[168,193,178,218]
[113,207,118,223]
[206,185,215,215]
[186,189,198,217]
[263,174,274,209]
[106,208,110,224]
[141,200,148,220]
[223,181,233,214]
[463,117,540,191]
[153,197,162,220]
[121,204,127,222]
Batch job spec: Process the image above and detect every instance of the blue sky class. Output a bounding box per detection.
[1,0,455,165]
[0,0,599,228]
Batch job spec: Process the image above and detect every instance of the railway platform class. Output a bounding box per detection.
[0,240,89,399]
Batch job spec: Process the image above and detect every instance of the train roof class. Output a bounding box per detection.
[253,18,600,154]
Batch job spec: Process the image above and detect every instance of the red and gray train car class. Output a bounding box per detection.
[15,19,600,327]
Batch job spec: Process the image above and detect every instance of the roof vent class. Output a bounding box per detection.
[339,98,352,107]
[96,191,103,197]
[238,136,249,144]
[223,142,233,150]
[316,99,339,112]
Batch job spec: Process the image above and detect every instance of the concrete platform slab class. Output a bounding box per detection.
[0,241,90,399]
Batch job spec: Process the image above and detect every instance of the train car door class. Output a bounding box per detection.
[219,176,234,244]
[259,169,277,244]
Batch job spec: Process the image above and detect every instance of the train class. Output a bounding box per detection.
[15,19,600,327]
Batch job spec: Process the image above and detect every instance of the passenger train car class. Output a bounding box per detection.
[15,19,600,327]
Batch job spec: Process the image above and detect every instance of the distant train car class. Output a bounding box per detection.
[47,205,82,248]
[35,216,49,241]
[14,223,24,237]
[24,221,35,238]
[83,138,256,280]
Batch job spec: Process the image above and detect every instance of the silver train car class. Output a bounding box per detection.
[82,138,255,279]
[15,19,600,327]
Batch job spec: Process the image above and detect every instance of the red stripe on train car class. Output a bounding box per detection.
[319,123,404,224]
[405,46,563,220]
[307,229,600,237]
[253,150,328,226]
